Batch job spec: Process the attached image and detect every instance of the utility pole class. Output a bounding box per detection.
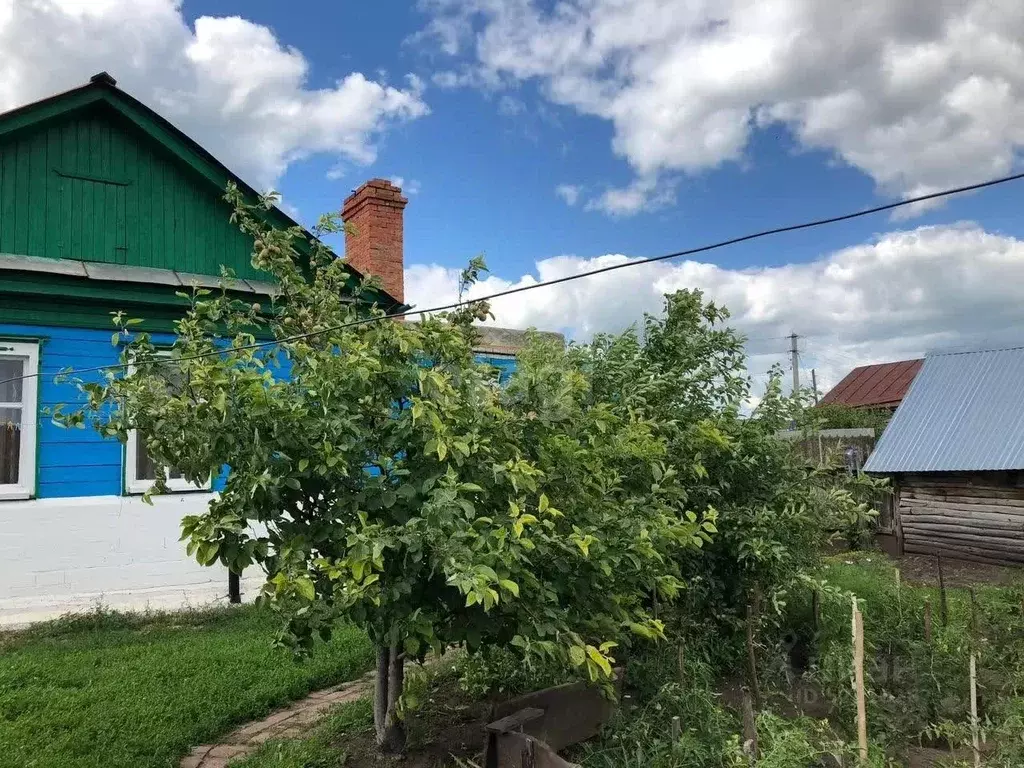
[812,367,824,465]
[789,333,800,395]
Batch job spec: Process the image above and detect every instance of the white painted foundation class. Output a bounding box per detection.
[0,494,263,626]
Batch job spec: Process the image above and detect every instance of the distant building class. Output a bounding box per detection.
[864,347,1024,566]
[820,359,923,411]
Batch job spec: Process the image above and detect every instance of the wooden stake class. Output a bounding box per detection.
[812,590,820,634]
[937,555,948,626]
[851,597,858,693]
[671,715,681,742]
[970,652,981,768]
[924,598,933,644]
[969,588,979,639]
[746,587,762,709]
[742,689,759,764]
[854,606,868,765]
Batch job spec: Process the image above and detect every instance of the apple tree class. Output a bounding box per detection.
[57,187,713,752]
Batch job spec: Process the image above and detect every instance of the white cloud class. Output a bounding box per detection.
[405,222,1024,394]
[554,183,582,206]
[390,176,422,195]
[0,0,429,189]
[420,0,1024,215]
[584,176,675,216]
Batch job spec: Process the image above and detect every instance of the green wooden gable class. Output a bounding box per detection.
[0,73,401,330]
[0,106,260,278]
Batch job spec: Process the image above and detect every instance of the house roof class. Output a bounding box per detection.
[0,72,404,310]
[472,326,564,357]
[819,358,923,408]
[863,347,1024,473]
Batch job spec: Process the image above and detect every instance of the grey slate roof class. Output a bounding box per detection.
[0,252,279,295]
[863,346,1024,473]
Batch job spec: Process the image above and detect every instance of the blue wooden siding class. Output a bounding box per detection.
[1,322,520,500]
[1,323,123,497]
[477,355,517,384]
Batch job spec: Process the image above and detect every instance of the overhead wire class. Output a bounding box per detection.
[3,167,1024,388]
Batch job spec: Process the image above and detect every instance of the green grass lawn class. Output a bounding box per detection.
[0,607,374,768]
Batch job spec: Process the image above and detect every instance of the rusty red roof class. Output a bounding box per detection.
[820,358,923,409]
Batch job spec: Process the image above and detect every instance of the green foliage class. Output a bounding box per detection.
[726,711,893,768]
[569,291,873,664]
[808,403,892,433]
[576,638,885,768]
[454,645,570,699]
[60,188,711,715]
[0,606,374,768]
[577,651,740,768]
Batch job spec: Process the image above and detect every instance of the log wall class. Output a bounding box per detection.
[896,472,1024,566]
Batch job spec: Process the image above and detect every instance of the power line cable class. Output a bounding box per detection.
[3,167,1024,388]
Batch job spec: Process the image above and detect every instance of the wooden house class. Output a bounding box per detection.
[0,73,542,623]
[864,347,1024,566]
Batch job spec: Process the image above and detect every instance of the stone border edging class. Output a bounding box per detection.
[181,672,375,768]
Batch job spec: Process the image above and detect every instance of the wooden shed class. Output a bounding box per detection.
[864,347,1024,566]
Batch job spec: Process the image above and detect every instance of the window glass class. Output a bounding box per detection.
[0,358,25,486]
[0,359,23,402]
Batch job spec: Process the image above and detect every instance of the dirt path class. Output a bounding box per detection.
[894,552,1024,588]
[180,672,375,768]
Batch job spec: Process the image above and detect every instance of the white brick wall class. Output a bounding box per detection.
[0,494,263,626]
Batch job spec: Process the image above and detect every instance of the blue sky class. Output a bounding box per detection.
[187,0,1023,275]
[4,0,1024,393]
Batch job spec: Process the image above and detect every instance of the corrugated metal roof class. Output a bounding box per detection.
[820,358,922,409]
[863,347,1024,473]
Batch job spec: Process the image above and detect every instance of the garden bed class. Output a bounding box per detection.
[231,550,1024,767]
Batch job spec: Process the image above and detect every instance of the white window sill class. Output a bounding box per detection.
[125,481,212,496]
[0,487,32,502]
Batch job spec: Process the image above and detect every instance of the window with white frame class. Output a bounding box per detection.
[124,352,210,494]
[0,341,39,501]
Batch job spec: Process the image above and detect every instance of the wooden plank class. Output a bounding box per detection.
[0,146,14,253]
[45,122,62,257]
[901,517,1024,534]
[59,121,74,259]
[26,131,47,257]
[902,530,1024,551]
[902,542,1018,567]
[902,537,1024,565]
[903,481,1024,500]
[904,489,1024,507]
[901,499,1024,520]
[151,155,165,269]
[124,132,138,263]
[70,128,85,260]
[854,607,868,765]
[14,137,31,254]
[901,528,1024,549]
[81,120,97,260]
[901,507,1024,525]
[485,708,545,734]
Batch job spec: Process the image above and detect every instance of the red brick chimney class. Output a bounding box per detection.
[342,178,407,304]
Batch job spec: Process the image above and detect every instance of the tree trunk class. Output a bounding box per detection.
[373,644,407,753]
[228,571,241,604]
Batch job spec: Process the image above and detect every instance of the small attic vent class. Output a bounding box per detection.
[90,72,117,87]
